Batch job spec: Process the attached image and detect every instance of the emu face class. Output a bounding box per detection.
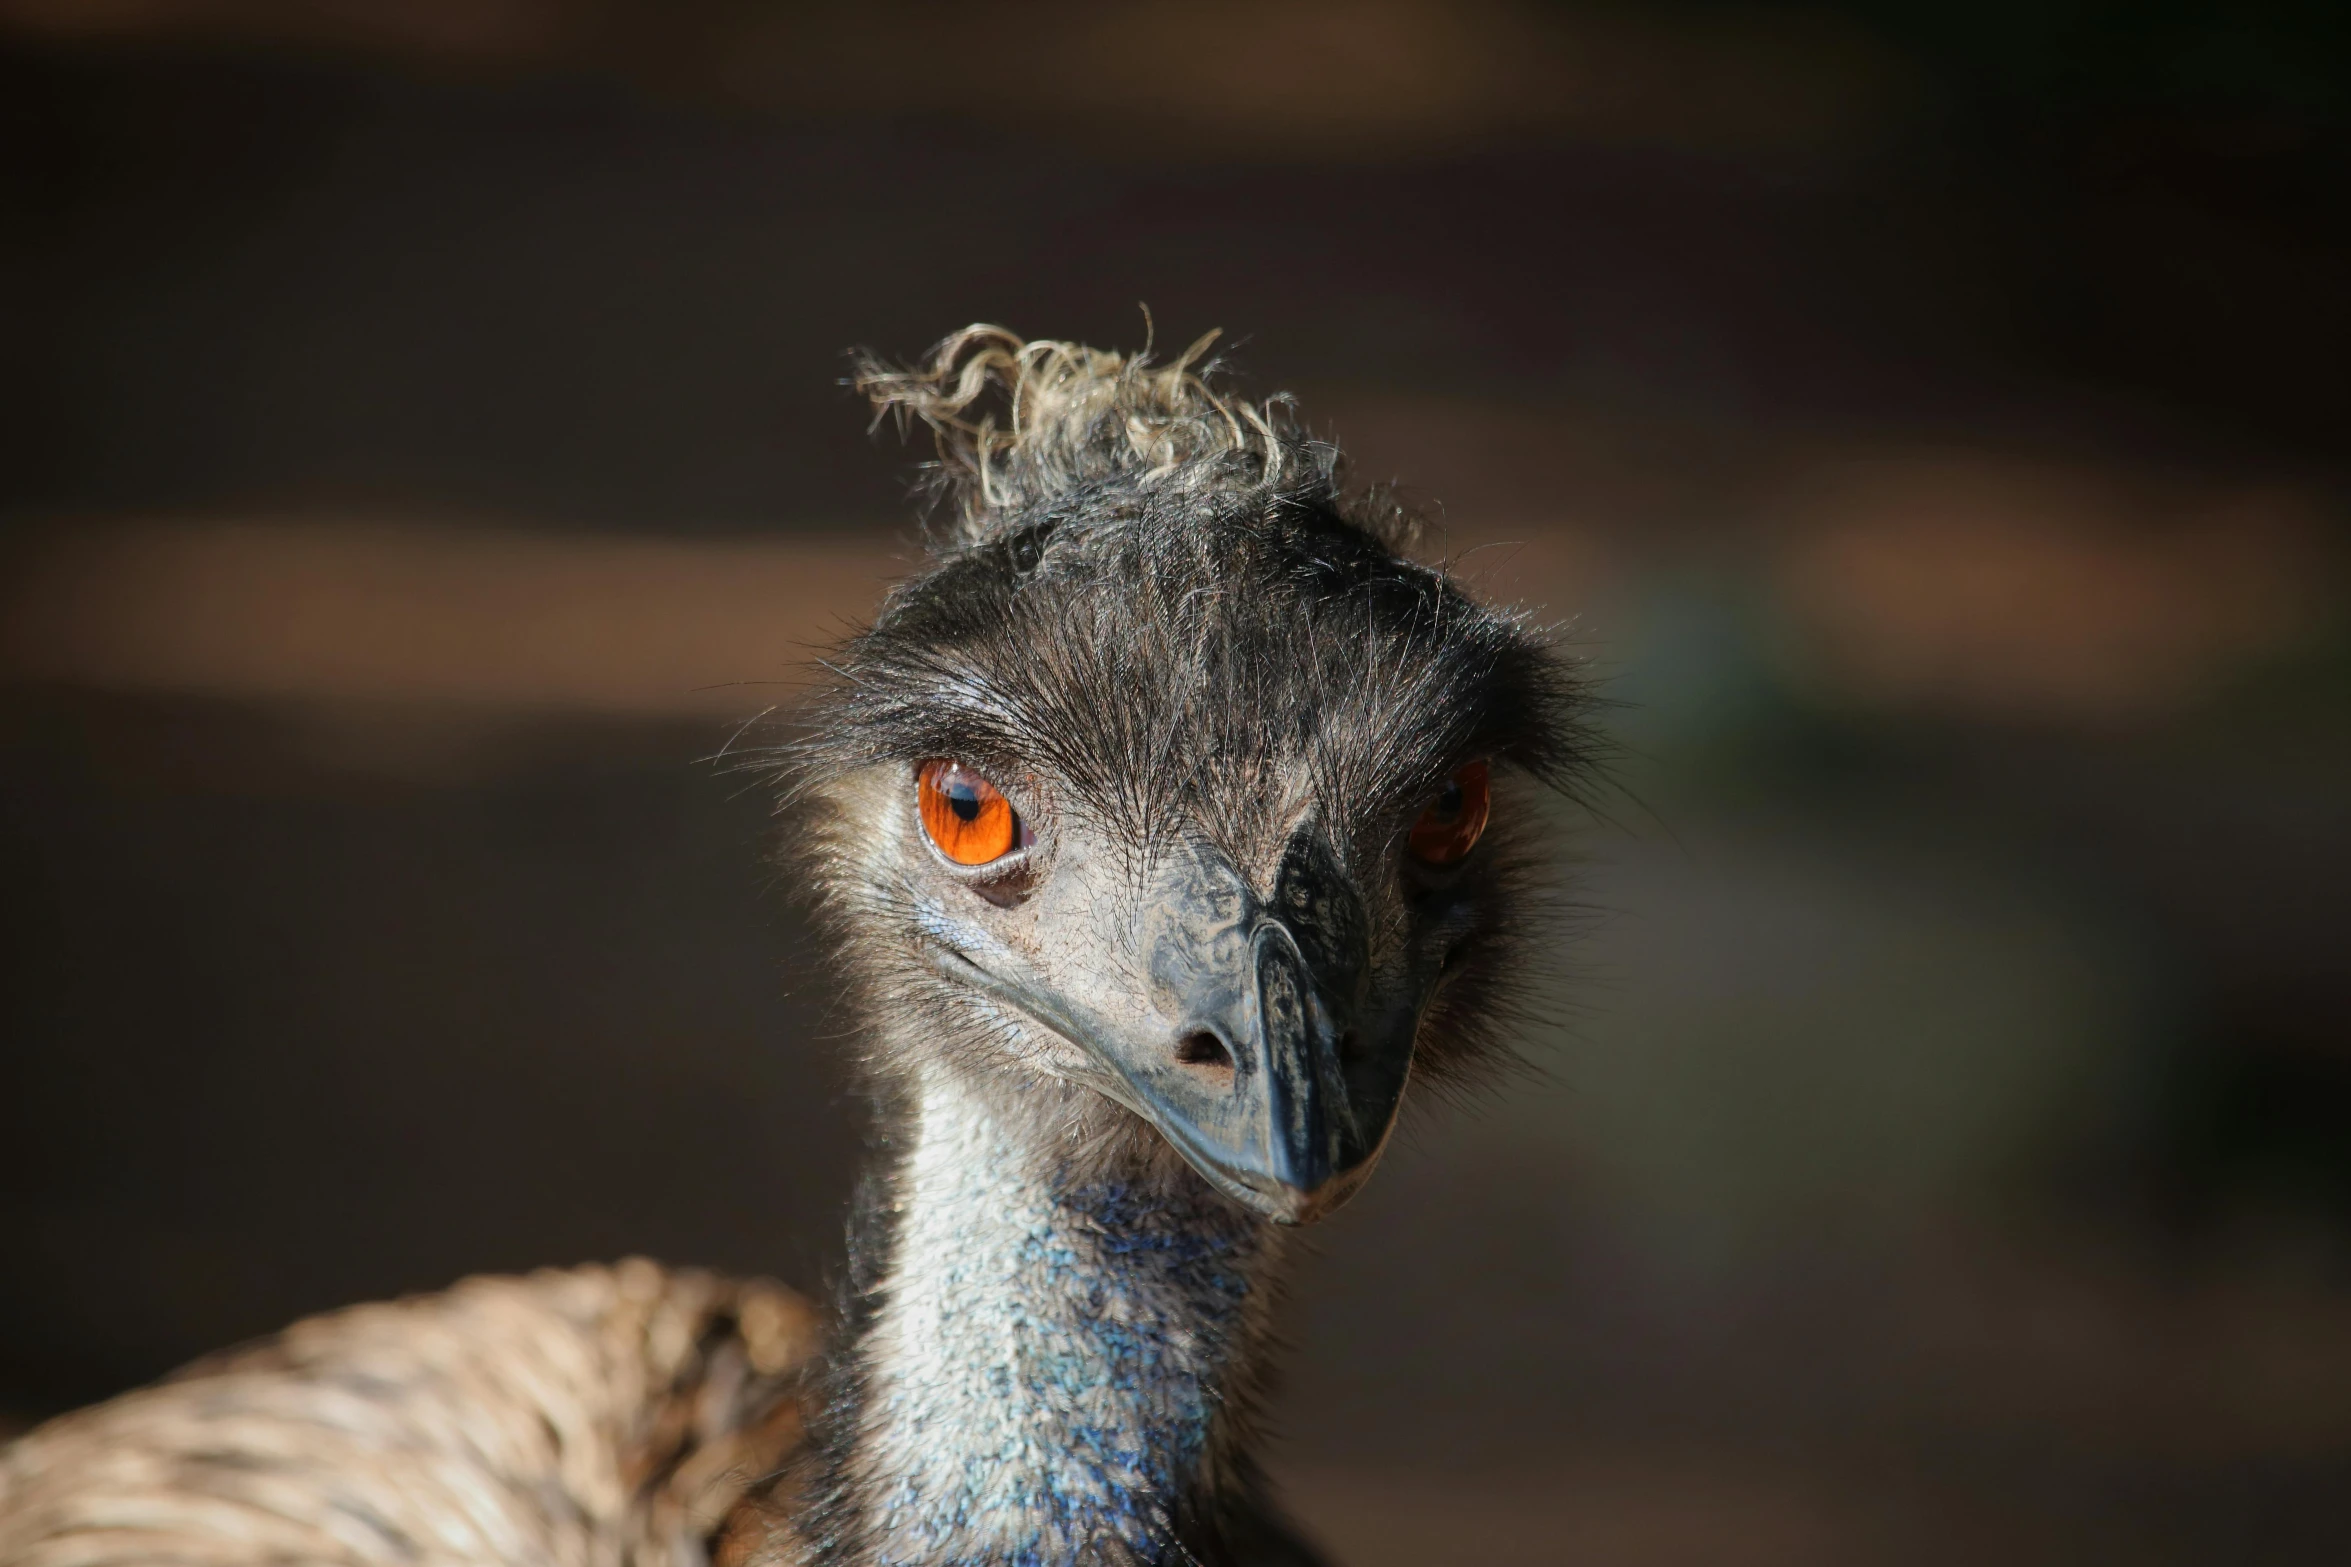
[804,488,1570,1225]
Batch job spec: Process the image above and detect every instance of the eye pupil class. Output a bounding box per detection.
[949,786,980,822]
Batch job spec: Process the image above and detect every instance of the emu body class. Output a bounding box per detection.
[0,1263,817,1567]
[0,327,1584,1567]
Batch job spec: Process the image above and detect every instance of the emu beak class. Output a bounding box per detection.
[1128,915,1392,1225]
[933,845,1406,1224]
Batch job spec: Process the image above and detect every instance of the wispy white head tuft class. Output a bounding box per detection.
[853,322,1306,547]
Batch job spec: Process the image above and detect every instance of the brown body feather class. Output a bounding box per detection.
[0,1263,820,1567]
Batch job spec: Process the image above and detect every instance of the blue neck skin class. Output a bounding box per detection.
[842,1067,1277,1567]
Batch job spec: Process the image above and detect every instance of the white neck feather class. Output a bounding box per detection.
[844,1066,1280,1566]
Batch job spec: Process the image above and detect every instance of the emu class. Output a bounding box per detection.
[0,327,1585,1567]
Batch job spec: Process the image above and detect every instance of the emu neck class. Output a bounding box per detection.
[843,1068,1278,1566]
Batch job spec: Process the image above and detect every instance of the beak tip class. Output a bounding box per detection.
[1221,1163,1370,1226]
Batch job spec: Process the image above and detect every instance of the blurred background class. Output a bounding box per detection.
[2,2,2348,1561]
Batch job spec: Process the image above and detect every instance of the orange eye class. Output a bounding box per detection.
[1408,761,1490,866]
[918,760,1022,866]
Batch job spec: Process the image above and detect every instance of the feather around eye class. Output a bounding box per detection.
[1408,761,1491,866]
[918,760,1021,865]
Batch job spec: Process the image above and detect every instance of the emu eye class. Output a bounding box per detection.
[1408,761,1491,866]
[918,760,1022,866]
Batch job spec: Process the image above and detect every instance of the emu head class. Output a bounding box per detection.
[791,327,1583,1224]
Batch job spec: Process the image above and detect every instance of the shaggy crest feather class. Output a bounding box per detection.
[852,323,1416,556]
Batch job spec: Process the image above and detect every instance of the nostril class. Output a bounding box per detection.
[1174,1030,1234,1070]
[1336,1030,1363,1063]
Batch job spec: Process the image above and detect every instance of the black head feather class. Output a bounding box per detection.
[786,324,1589,1114]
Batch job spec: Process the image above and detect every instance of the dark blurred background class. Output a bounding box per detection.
[3,2,2348,1561]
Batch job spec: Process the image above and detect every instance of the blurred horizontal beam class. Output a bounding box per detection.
[0,438,2329,731]
[0,521,909,719]
[0,0,1902,159]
